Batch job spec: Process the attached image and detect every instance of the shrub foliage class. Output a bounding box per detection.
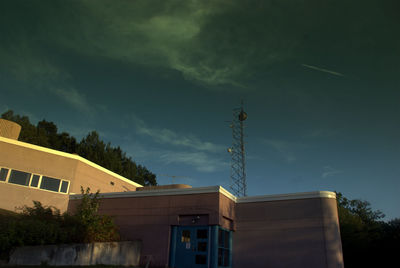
[0,188,119,259]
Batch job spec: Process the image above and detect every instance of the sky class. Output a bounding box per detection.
[1,0,399,220]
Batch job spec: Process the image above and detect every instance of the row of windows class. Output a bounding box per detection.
[0,167,69,194]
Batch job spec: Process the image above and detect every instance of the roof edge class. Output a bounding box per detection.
[70,185,222,200]
[70,185,335,203]
[237,191,337,203]
[0,136,143,187]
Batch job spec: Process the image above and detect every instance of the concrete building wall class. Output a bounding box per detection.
[218,192,236,230]
[320,197,344,267]
[68,191,221,267]
[71,161,137,194]
[233,196,343,268]
[0,137,78,181]
[0,182,69,212]
[0,136,140,213]
[0,137,77,211]
[69,189,343,268]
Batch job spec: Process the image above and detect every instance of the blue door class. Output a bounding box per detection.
[169,225,232,268]
[172,226,210,268]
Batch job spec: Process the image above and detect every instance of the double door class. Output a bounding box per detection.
[172,226,210,268]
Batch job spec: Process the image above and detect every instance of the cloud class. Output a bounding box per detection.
[301,64,345,77]
[0,11,92,114]
[159,151,229,173]
[0,0,305,89]
[87,0,249,88]
[124,115,229,172]
[51,88,92,114]
[322,166,343,178]
[262,139,299,163]
[132,115,225,153]
[3,0,394,91]
[122,140,229,173]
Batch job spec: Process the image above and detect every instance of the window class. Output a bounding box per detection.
[8,170,31,186]
[218,229,231,267]
[197,242,207,252]
[181,230,191,243]
[197,229,208,239]
[30,175,40,187]
[195,254,207,264]
[40,176,61,192]
[0,168,9,181]
[0,167,70,194]
[60,180,69,193]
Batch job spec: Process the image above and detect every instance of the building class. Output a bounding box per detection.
[0,119,344,268]
[0,119,140,212]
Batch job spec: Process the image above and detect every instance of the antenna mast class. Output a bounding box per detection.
[228,101,247,197]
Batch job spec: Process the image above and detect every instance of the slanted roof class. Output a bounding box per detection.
[0,136,142,188]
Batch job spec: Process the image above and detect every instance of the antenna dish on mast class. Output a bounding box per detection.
[239,111,247,121]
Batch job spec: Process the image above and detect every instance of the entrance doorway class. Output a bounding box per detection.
[173,226,209,268]
[169,225,232,268]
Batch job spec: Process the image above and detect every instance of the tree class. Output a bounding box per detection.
[74,187,119,242]
[77,131,106,164]
[1,110,157,185]
[336,192,399,267]
[58,132,78,153]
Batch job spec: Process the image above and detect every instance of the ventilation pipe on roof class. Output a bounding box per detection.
[0,119,21,140]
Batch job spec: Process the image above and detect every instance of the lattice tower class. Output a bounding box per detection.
[228,104,247,197]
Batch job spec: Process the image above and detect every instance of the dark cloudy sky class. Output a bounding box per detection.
[1,0,399,219]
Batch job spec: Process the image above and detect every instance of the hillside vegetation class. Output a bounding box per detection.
[1,110,156,186]
[336,193,400,267]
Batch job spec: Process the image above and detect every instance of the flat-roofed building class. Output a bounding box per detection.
[0,119,343,268]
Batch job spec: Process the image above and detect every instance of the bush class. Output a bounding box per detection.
[0,188,119,260]
[74,187,120,242]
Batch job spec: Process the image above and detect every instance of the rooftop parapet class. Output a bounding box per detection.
[0,119,21,140]
[136,184,192,191]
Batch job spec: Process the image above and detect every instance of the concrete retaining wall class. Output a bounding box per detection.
[9,241,142,266]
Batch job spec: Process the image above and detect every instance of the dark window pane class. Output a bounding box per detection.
[223,249,230,266]
[218,229,231,266]
[218,248,223,266]
[60,181,69,193]
[8,170,31,186]
[224,230,230,248]
[181,230,190,242]
[195,254,207,264]
[0,168,9,181]
[30,175,40,187]
[40,176,60,192]
[218,248,230,266]
[197,229,208,239]
[198,242,207,252]
[218,229,224,247]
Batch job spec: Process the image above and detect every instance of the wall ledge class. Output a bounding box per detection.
[70,185,336,203]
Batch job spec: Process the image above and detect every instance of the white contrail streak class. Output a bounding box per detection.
[301,64,345,77]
